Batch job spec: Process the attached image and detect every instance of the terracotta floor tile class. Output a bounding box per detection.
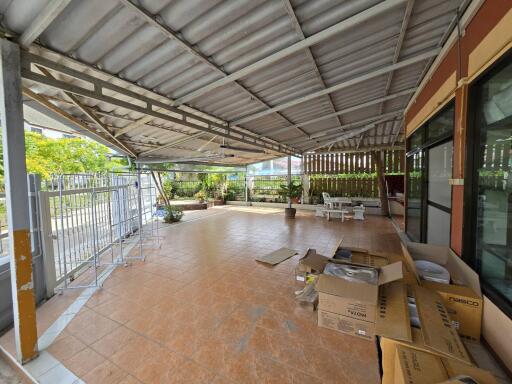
[167,357,216,384]
[132,345,179,384]
[62,347,105,377]
[210,375,237,384]
[164,321,210,357]
[117,375,142,384]
[109,335,157,375]
[81,360,127,384]
[65,309,120,345]
[90,326,138,357]
[46,332,87,361]
[93,297,147,324]
[86,290,119,309]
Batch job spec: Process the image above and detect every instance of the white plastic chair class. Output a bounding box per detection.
[353,204,365,220]
[322,192,332,209]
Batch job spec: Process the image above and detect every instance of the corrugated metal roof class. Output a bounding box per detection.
[0,0,465,164]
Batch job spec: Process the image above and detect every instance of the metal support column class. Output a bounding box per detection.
[0,39,38,363]
[287,156,292,209]
[244,166,248,205]
[374,151,390,217]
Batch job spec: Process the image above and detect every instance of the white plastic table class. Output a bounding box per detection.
[325,209,350,222]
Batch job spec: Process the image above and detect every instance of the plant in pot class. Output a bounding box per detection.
[279,181,302,219]
[194,190,207,203]
[163,204,184,223]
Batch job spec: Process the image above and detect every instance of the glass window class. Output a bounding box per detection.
[427,205,451,246]
[428,104,455,142]
[408,127,423,152]
[428,141,453,208]
[472,58,512,307]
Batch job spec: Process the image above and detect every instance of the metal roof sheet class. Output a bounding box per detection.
[0,0,465,164]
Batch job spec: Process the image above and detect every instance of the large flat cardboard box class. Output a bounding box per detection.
[377,285,472,366]
[402,242,483,341]
[394,345,496,384]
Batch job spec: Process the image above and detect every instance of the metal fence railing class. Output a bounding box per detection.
[39,172,159,291]
[247,175,301,202]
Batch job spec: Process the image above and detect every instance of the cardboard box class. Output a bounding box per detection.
[318,309,375,340]
[394,345,496,384]
[316,261,403,339]
[328,239,390,268]
[296,248,329,282]
[423,281,482,342]
[377,285,472,365]
[401,242,483,341]
[296,243,391,283]
[394,344,447,384]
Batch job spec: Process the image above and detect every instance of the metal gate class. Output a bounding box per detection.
[38,171,159,294]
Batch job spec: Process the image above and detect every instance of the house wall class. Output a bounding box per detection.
[404,0,512,371]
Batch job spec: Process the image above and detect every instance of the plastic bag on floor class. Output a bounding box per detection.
[295,275,318,303]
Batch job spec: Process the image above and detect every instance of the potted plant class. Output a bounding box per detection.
[163,205,184,223]
[279,181,302,219]
[194,190,207,203]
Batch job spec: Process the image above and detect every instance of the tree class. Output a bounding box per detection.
[0,131,126,189]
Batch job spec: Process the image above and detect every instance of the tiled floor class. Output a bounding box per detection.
[2,207,404,383]
[0,355,23,384]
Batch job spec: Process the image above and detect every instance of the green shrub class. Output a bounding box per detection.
[194,190,207,202]
[163,205,184,223]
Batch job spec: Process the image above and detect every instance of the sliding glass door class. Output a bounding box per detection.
[406,103,454,245]
[406,150,423,242]
[426,140,453,245]
[465,55,512,315]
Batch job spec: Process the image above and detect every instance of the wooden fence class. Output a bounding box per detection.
[304,150,404,175]
[306,150,405,199]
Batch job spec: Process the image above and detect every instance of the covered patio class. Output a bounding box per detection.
[0,0,511,383]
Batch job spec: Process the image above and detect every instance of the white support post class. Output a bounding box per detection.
[38,190,57,298]
[0,39,38,363]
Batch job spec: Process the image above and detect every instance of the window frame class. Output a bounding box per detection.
[405,101,455,243]
[463,48,512,319]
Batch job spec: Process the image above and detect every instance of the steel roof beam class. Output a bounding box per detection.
[23,88,134,156]
[289,111,402,146]
[232,49,438,125]
[21,52,298,155]
[21,54,298,156]
[281,0,343,129]
[174,0,407,106]
[391,119,403,147]
[380,0,414,115]
[18,0,72,47]
[114,115,154,137]
[313,144,404,154]
[307,124,379,152]
[139,132,205,157]
[121,0,309,138]
[34,66,137,157]
[260,88,415,137]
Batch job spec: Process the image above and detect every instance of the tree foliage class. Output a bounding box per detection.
[0,131,126,187]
